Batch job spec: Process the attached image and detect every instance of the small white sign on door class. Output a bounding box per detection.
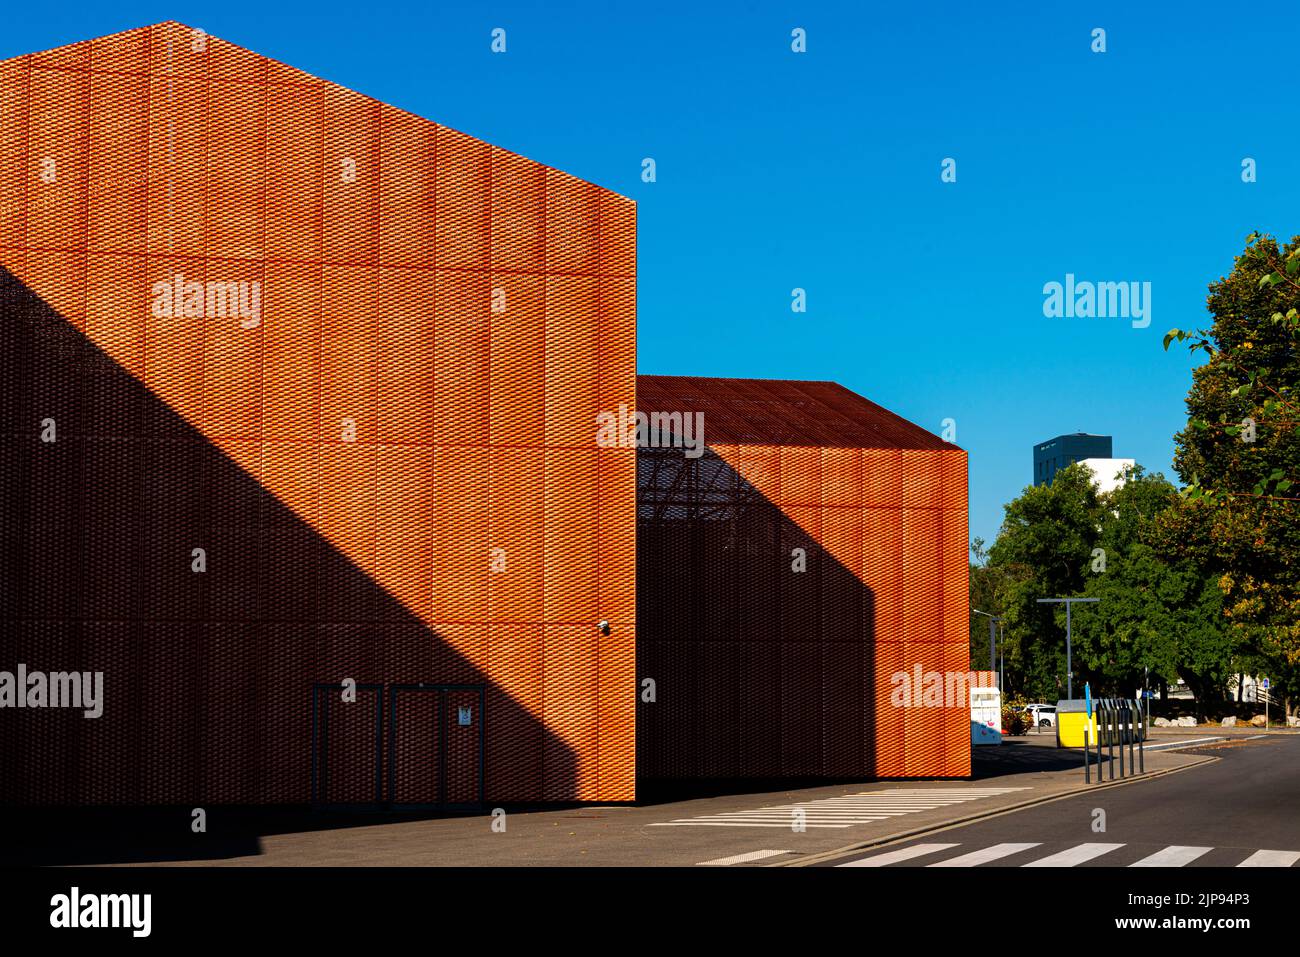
[458,706,472,726]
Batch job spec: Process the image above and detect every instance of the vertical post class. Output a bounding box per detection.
[998,621,1005,694]
[1127,704,1135,776]
[1107,703,1115,780]
[1084,724,1091,784]
[1138,709,1145,774]
[1096,710,1103,779]
[1065,602,1073,699]
[1117,703,1126,778]
[989,617,996,676]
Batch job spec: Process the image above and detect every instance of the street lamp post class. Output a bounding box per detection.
[973,609,1002,677]
[1036,597,1099,699]
[998,619,1005,691]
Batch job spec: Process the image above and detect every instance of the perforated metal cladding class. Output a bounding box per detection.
[637,377,969,780]
[0,21,636,804]
[636,376,955,450]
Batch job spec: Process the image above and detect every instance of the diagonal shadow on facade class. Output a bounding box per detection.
[0,266,577,861]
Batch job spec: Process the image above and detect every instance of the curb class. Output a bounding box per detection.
[774,753,1219,867]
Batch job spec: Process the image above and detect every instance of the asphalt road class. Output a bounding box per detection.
[821,734,1300,867]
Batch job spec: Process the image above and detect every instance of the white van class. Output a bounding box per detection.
[1023,703,1057,728]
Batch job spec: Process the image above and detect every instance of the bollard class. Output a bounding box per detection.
[1084,724,1091,784]
[1117,704,1126,778]
[1123,704,1131,775]
[1123,702,1133,780]
[1096,711,1104,781]
[1138,710,1145,773]
[1107,704,1115,780]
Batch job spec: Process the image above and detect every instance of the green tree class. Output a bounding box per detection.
[1163,232,1300,712]
[1072,470,1235,718]
[986,464,1102,700]
[968,536,1022,674]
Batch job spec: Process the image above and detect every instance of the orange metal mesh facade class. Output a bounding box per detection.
[0,22,636,804]
[636,376,970,780]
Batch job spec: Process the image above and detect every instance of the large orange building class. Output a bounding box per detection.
[0,21,636,805]
[0,22,967,807]
[636,377,970,783]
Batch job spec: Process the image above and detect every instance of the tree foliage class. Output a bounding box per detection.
[1073,471,1235,714]
[986,464,1100,700]
[982,466,1234,712]
[974,235,1300,715]
[1162,233,1300,686]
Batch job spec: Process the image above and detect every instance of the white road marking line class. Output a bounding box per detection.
[697,849,793,866]
[927,842,1041,867]
[796,800,954,805]
[684,816,891,821]
[1237,849,1300,868]
[821,795,996,800]
[1021,843,1125,867]
[652,787,1029,828]
[651,821,854,828]
[859,791,1017,794]
[677,816,884,822]
[720,812,865,817]
[1129,845,1213,867]
[831,841,1300,869]
[837,843,961,867]
[701,809,913,815]
[1144,737,1225,751]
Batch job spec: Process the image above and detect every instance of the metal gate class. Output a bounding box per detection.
[387,685,485,808]
[311,682,485,808]
[311,683,384,806]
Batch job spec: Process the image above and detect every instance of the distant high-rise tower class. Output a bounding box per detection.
[1033,433,1112,486]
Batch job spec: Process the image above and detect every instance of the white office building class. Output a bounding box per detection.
[1079,457,1136,495]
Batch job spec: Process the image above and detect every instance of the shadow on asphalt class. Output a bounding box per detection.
[970,738,1086,777]
[5,742,1103,865]
[0,805,508,866]
[637,777,891,805]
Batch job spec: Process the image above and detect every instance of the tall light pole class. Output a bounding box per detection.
[973,609,1001,678]
[998,619,1005,691]
[1036,597,1099,699]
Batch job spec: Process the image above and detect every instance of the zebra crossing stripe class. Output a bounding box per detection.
[1237,849,1300,867]
[837,843,960,867]
[927,842,1042,867]
[840,842,1300,868]
[1021,843,1124,867]
[697,849,792,866]
[1128,845,1213,867]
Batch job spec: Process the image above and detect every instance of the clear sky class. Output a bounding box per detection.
[5,1,1297,549]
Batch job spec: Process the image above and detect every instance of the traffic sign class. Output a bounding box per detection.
[1262,678,1270,689]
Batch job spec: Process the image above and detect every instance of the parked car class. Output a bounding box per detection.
[1021,703,1057,728]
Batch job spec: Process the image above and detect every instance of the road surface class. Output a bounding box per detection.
[822,734,1300,867]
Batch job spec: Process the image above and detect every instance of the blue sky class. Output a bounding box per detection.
[6,1,1297,549]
